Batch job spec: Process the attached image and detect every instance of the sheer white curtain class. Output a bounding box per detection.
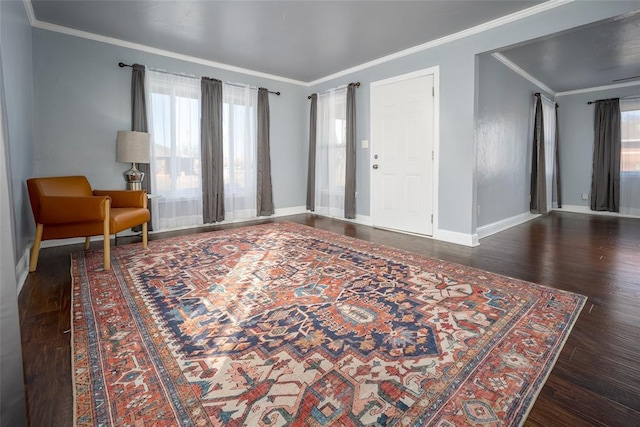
[541,96,558,209]
[147,70,203,230]
[619,97,640,215]
[223,83,257,220]
[315,88,347,218]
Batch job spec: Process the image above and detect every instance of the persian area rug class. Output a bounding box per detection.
[71,222,585,426]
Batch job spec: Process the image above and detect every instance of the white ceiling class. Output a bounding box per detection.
[30,0,542,83]
[28,1,640,91]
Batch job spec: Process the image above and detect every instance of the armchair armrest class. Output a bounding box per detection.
[39,196,108,224]
[93,190,147,208]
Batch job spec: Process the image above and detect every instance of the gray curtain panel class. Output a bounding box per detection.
[257,88,274,216]
[201,77,225,223]
[132,64,150,192]
[590,98,621,212]
[131,64,152,231]
[344,83,357,219]
[306,94,317,211]
[530,96,547,214]
[554,104,562,208]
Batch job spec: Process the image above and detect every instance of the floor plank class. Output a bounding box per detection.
[18,211,640,425]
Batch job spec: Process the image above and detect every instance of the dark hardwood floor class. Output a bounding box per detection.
[19,212,640,426]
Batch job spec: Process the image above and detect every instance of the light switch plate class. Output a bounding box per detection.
[361,140,369,148]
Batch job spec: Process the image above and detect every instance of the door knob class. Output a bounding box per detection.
[372,164,379,169]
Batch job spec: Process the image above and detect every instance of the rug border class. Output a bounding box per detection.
[70,256,78,427]
[515,295,587,426]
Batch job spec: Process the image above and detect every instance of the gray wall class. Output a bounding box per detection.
[2,0,34,258]
[307,1,639,236]
[557,85,640,208]
[475,53,550,227]
[32,29,308,209]
[0,1,29,424]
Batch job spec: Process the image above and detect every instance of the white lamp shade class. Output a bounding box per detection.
[116,131,150,163]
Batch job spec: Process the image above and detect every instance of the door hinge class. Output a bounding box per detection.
[431,214,433,224]
[432,87,435,97]
[432,151,434,161]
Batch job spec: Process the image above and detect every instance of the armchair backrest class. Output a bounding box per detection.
[27,176,93,223]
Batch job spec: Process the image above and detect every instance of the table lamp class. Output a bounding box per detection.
[116,130,150,190]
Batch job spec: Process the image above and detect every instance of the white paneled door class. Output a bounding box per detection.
[371,71,435,236]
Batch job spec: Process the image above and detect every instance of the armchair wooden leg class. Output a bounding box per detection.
[142,222,148,249]
[29,224,44,272]
[84,237,91,250]
[104,199,111,270]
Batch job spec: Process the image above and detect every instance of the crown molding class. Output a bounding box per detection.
[22,0,36,25]
[307,0,573,86]
[555,80,640,97]
[491,53,556,96]
[24,0,571,88]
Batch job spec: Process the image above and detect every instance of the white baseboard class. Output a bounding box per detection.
[40,228,140,249]
[273,206,307,217]
[477,211,541,239]
[355,214,373,226]
[300,211,481,247]
[341,214,373,226]
[16,245,30,296]
[559,204,640,219]
[40,237,89,248]
[307,211,373,227]
[435,229,479,247]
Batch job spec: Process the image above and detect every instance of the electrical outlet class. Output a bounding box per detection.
[581,192,588,200]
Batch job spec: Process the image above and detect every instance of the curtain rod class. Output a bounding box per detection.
[307,82,360,99]
[118,62,281,95]
[534,92,559,108]
[587,97,618,105]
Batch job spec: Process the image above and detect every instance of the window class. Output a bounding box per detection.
[540,96,558,209]
[150,94,201,195]
[315,88,347,218]
[621,104,640,173]
[222,83,257,220]
[619,98,640,215]
[148,70,203,230]
[331,111,347,187]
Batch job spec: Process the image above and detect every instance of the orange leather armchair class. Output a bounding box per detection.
[27,176,150,271]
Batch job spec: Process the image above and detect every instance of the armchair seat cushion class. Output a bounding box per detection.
[110,207,150,234]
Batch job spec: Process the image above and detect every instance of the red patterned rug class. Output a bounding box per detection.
[71,222,585,426]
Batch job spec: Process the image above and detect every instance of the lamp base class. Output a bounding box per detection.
[126,181,142,191]
[123,163,145,191]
